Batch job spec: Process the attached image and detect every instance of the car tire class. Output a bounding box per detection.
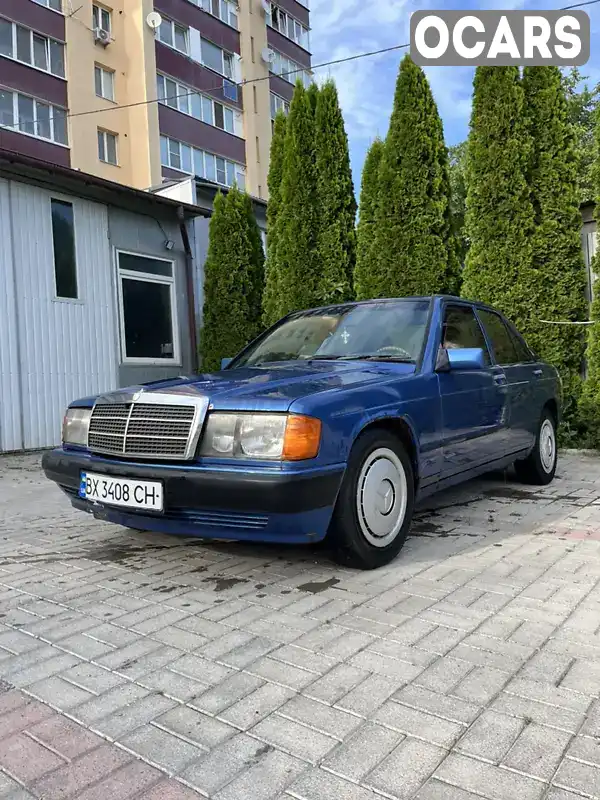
[514,408,557,486]
[329,429,415,570]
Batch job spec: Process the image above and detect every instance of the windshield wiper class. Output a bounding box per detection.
[362,355,415,363]
[310,355,415,363]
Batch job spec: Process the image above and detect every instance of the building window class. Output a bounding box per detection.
[157,17,188,54]
[267,4,309,49]
[157,74,238,134]
[97,129,118,164]
[92,4,111,33]
[200,37,234,78]
[0,88,67,144]
[94,64,115,101]
[270,92,289,119]
[160,135,245,189]
[223,80,238,103]
[190,0,238,28]
[270,50,311,87]
[32,0,62,10]
[0,18,65,78]
[51,199,78,300]
[117,252,179,363]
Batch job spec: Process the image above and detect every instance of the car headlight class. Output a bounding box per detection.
[62,408,91,446]
[199,413,321,461]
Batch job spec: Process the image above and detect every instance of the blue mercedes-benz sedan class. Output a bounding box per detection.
[43,296,560,569]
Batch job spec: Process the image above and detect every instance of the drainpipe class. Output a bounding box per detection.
[177,206,199,373]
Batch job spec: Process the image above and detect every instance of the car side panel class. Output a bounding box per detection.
[289,372,444,488]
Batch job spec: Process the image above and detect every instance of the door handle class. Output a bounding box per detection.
[494,374,507,385]
[533,369,543,377]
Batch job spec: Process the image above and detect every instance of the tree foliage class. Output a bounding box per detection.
[200,187,264,371]
[314,80,356,304]
[461,67,535,328]
[374,55,457,298]
[272,82,319,317]
[262,111,287,327]
[520,67,588,428]
[355,138,384,300]
[448,141,468,272]
[579,104,600,445]
[563,67,600,204]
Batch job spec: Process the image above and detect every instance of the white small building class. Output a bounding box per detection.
[0,149,211,453]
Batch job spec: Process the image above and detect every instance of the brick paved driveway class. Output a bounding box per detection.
[2,452,600,800]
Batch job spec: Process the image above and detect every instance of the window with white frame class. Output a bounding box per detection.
[270,92,289,119]
[32,0,62,11]
[0,18,65,78]
[97,129,118,164]
[157,17,188,54]
[92,3,111,33]
[95,64,115,100]
[0,88,67,144]
[270,50,311,87]
[267,4,309,49]
[157,73,238,134]
[200,37,234,78]
[189,0,238,29]
[160,135,245,189]
[117,252,179,363]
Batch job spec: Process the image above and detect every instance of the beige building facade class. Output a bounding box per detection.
[0,0,311,198]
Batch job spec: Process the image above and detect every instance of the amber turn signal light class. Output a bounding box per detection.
[282,415,322,461]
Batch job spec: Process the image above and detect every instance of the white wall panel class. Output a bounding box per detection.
[0,179,22,452]
[10,182,119,450]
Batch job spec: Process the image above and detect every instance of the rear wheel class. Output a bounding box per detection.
[514,409,557,485]
[329,429,414,569]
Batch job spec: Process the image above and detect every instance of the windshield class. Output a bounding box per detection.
[231,300,431,368]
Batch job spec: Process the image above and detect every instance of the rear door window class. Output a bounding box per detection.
[478,309,519,365]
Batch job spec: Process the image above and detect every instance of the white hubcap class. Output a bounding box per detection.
[540,419,555,473]
[356,448,408,548]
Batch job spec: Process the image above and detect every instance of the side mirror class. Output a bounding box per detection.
[447,347,485,371]
[220,357,233,370]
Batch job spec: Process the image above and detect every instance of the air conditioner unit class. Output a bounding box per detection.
[94,27,111,46]
[261,47,275,64]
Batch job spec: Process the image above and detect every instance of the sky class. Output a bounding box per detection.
[308,0,600,191]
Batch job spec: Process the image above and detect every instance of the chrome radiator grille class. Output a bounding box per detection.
[88,401,199,460]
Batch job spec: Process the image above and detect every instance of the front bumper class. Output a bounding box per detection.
[42,448,344,544]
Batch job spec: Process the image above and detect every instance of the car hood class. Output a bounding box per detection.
[87,360,417,412]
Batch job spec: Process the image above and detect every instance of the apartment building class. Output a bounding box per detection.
[0,0,311,198]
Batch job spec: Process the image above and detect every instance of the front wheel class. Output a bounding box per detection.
[514,409,557,485]
[329,430,415,569]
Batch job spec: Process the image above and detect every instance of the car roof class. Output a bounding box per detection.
[291,296,501,315]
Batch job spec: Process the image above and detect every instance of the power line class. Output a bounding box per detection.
[0,42,411,134]
[561,0,600,10]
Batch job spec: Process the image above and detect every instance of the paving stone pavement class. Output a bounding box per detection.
[3,452,600,799]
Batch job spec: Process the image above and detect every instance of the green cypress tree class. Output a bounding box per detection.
[521,66,588,429]
[262,111,287,327]
[307,82,319,117]
[275,81,319,316]
[579,105,600,446]
[314,80,357,303]
[200,187,265,371]
[374,55,456,298]
[461,67,535,329]
[355,138,384,299]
